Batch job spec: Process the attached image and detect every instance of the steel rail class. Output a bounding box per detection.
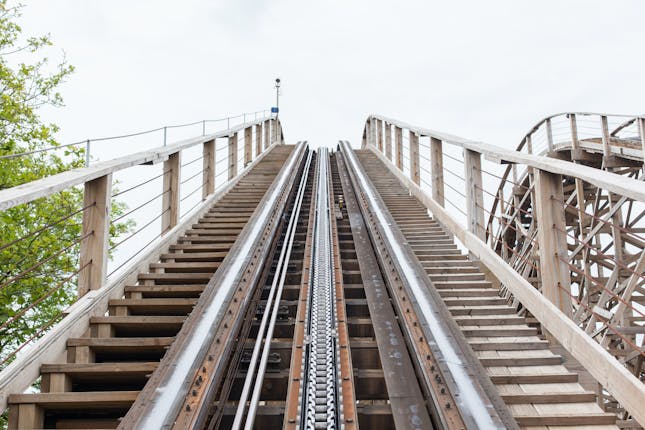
[231,149,313,429]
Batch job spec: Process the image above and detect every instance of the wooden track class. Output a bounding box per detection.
[7,146,295,430]
[355,149,619,429]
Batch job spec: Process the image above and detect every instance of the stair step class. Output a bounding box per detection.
[8,391,139,409]
[461,326,538,337]
[489,372,578,384]
[514,413,616,426]
[469,339,550,351]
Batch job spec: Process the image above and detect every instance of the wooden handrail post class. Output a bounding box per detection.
[377,119,383,152]
[228,133,238,180]
[263,119,270,150]
[370,118,377,148]
[78,174,112,296]
[464,149,485,240]
[255,123,262,156]
[384,122,392,160]
[202,139,215,200]
[244,126,252,166]
[545,118,554,153]
[430,137,445,207]
[362,123,368,148]
[410,131,420,185]
[533,168,573,318]
[162,152,180,234]
[639,117,645,173]
[395,126,403,170]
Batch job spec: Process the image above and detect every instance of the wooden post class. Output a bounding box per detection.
[409,131,420,185]
[370,118,377,148]
[600,115,611,161]
[255,123,262,156]
[264,119,270,150]
[377,119,383,152]
[639,117,645,174]
[244,126,252,166]
[78,174,112,296]
[533,168,573,318]
[162,152,180,234]
[228,133,238,180]
[362,122,368,148]
[395,126,403,170]
[202,139,215,200]
[545,118,554,153]
[385,122,392,160]
[430,137,444,207]
[464,149,485,240]
[270,119,277,146]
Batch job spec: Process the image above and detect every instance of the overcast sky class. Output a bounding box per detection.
[19,0,645,150]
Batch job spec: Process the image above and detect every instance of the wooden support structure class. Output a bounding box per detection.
[162,152,181,234]
[409,131,420,185]
[377,119,383,152]
[533,169,573,318]
[384,122,392,160]
[264,119,270,150]
[395,126,403,170]
[202,139,216,200]
[639,117,645,171]
[270,119,277,146]
[545,118,554,153]
[228,133,238,180]
[255,124,262,157]
[464,149,484,240]
[78,174,112,296]
[430,137,444,207]
[244,126,253,165]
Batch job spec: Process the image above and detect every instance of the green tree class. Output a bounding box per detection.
[0,0,132,371]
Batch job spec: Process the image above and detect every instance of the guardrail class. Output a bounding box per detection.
[0,115,284,385]
[361,113,645,426]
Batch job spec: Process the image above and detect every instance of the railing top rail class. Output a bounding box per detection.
[0,115,274,211]
[367,114,645,203]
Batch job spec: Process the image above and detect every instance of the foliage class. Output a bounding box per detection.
[0,0,132,374]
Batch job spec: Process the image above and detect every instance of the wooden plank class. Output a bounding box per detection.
[8,391,139,408]
[377,119,383,152]
[409,131,420,184]
[78,174,112,295]
[162,152,181,234]
[255,123,262,157]
[500,391,596,404]
[464,149,485,241]
[395,126,403,170]
[430,137,444,207]
[514,413,616,426]
[228,132,238,180]
[384,122,392,160]
[244,126,252,165]
[263,119,270,150]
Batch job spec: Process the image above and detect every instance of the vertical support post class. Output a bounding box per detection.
[370,118,377,148]
[385,122,392,160]
[409,131,420,185]
[244,126,252,165]
[228,133,238,180]
[526,134,533,154]
[202,139,215,200]
[362,122,368,148]
[639,117,645,174]
[255,123,262,156]
[395,126,403,170]
[377,119,383,152]
[533,168,573,318]
[600,115,611,160]
[545,118,554,153]
[430,137,445,207]
[464,149,485,240]
[162,152,180,234]
[264,119,270,150]
[78,174,112,296]
[270,119,277,146]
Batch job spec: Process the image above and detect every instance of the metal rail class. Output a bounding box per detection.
[300,148,342,429]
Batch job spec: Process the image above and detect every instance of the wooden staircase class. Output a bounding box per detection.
[7,146,294,430]
[356,149,619,429]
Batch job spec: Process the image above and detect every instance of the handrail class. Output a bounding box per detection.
[0,116,276,211]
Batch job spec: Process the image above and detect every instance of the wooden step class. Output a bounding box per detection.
[468,339,550,351]
[109,298,197,315]
[8,391,139,409]
[448,305,518,316]
[488,372,578,384]
[514,413,616,426]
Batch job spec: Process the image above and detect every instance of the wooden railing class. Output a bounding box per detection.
[362,113,645,426]
[0,115,284,410]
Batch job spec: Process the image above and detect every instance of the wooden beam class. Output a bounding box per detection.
[255,124,262,157]
[639,117,645,172]
[545,118,554,153]
[162,152,180,234]
[409,131,420,185]
[395,126,403,170]
[464,149,485,241]
[202,139,215,200]
[430,137,445,207]
[377,119,383,152]
[533,168,573,318]
[244,126,252,166]
[78,174,112,296]
[228,133,238,180]
[384,122,392,160]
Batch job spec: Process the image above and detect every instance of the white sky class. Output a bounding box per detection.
[19,0,645,150]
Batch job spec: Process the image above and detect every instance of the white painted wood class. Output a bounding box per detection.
[0,142,282,413]
[0,116,272,211]
[367,145,645,426]
[78,174,112,296]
